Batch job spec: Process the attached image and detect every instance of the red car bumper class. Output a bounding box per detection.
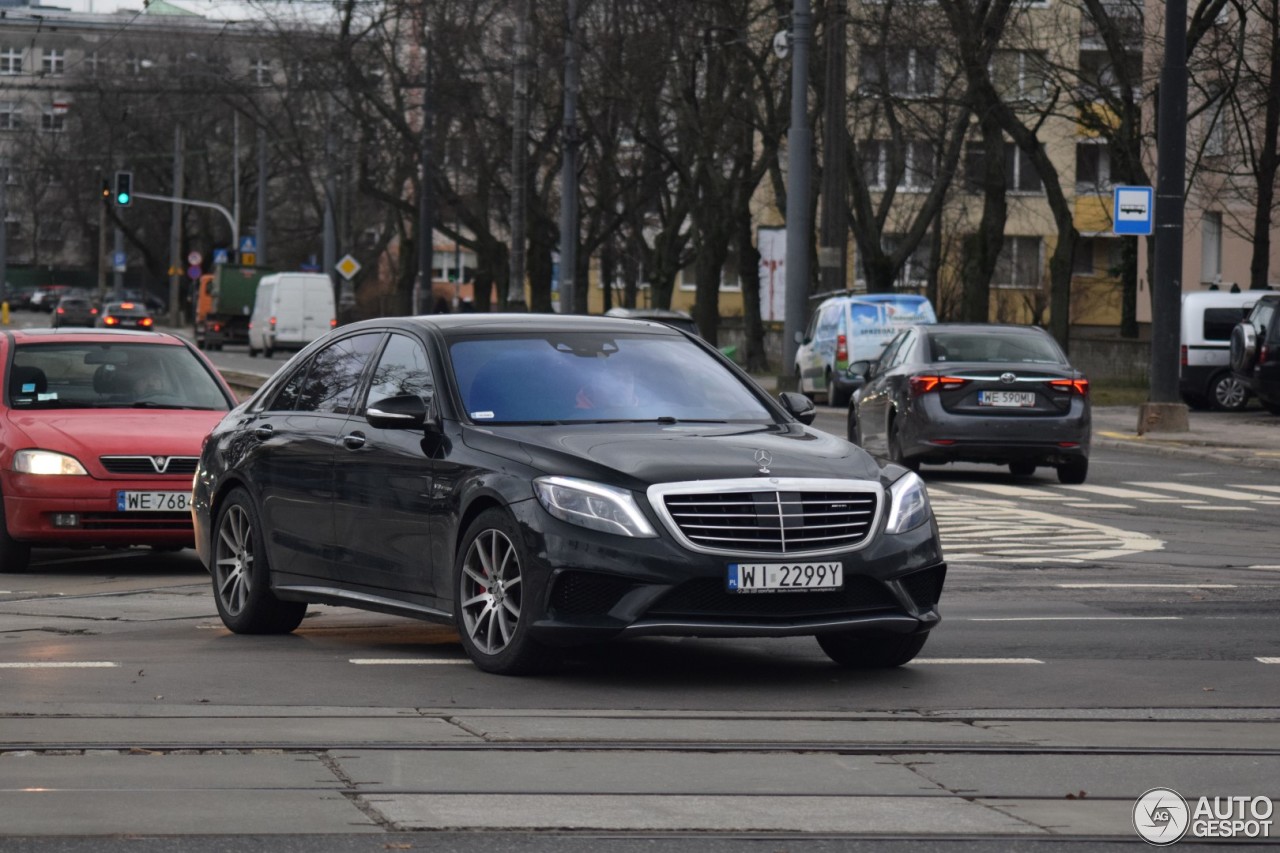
[4,473,194,547]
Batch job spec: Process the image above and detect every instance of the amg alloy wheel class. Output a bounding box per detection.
[455,508,554,675]
[211,489,306,634]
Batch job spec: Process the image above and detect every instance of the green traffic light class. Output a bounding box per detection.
[116,192,130,205]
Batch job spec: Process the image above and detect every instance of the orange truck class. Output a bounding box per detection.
[194,265,272,350]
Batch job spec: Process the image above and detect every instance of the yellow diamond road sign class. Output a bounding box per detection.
[337,255,362,280]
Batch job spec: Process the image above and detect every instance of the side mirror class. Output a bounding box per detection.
[366,394,429,430]
[778,391,816,425]
[793,330,804,345]
[846,360,871,379]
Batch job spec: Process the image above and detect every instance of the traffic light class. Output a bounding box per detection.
[114,171,132,206]
[101,179,110,201]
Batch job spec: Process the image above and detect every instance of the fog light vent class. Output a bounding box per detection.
[52,513,80,528]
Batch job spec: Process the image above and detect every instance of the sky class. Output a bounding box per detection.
[41,0,268,19]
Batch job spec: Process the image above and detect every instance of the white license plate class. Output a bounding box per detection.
[116,491,189,512]
[727,563,843,593]
[978,390,1036,407]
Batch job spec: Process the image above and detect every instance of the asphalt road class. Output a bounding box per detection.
[1,314,1277,848]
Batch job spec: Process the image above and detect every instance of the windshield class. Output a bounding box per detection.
[451,332,771,424]
[8,342,234,410]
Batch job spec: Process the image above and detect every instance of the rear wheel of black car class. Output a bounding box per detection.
[888,417,919,472]
[817,631,928,668]
[1057,458,1089,485]
[455,508,555,675]
[1009,461,1037,478]
[1210,371,1249,411]
[211,489,307,634]
[0,493,31,574]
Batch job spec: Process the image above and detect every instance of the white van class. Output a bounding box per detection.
[794,293,937,406]
[1180,289,1268,410]
[247,273,336,358]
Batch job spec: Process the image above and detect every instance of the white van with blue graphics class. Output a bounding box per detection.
[795,293,937,406]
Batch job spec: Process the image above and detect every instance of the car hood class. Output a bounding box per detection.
[464,421,883,488]
[5,410,225,463]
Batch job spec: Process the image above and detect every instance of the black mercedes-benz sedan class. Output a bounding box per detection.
[193,314,945,675]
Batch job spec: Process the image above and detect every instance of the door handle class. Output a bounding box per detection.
[342,432,366,450]
[253,424,274,440]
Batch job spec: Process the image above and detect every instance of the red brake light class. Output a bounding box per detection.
[139,317,153,327]
[836,333,847,362]
[1262,344,1271,363]
[908,375,968,396]
[90,308,98,315]
[104,316,118,326]
[1049,378,1090,396]
[330,318,337,328]
[269,316,277,328]
[120,302,136,309]
[1180,344,1187,367]
[56,307,65,314]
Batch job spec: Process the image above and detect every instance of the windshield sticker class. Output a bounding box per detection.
[471,411,495,420]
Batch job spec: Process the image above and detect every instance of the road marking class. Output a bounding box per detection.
[944,483,1073,500]
[1258,658,1280,664]
[1193,506,1256,512]
[349,658,471,665]
[1131,481,1280,502]
[1248,565,1280,570]
[911,658,1044,665]
[1063,484,1165,500]
[967,616,1182,622]
[1056,583,1237,589]
[0,661,118,668]
[1238,485,1280,495]
[1064,502,1132,509]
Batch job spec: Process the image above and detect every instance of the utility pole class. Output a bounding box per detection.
[507,0,531,311]
[1141,0,1190,433]
[113,228,124,298]
[167,125,184,328]
[323,97,338,310]
[559,0,581,314]
[232,112,241,261]
[783,0,814,379]
[0,158,7,310]
[818,0,848,297]
[418,13,434,316]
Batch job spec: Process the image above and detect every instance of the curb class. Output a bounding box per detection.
[1093,435,1280,471]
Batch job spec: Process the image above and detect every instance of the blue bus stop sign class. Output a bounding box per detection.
[1113,186,1154,236]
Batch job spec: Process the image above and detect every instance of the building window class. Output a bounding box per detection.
[41,108,65,133]
[1203,84,1228,156]
[1079,50,1141,98]
[992,50,1046,102]
[1075,142,1111,191]
[860,140,935,191]
[0,102,19,131]
[858,44,937,97]
[856,234,933,290]
[251,56,271,85]
[965,142,1043,193]
[1072,236,1122,277]
[0,47,22,75]
[85,51,100,77]
[678,258,742,292]
[41,49,65,76]
[1201,212,1222,285]
[994,236,1043,289]
[1080,3,1144,49]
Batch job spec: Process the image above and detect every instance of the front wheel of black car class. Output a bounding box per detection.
[211,489,307,634]
[1057,458,1089,485]
[817,631,928,668]
[455,508,555,675]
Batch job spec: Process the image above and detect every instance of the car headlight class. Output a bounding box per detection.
[534,476,657,538]
[883,471,932,534]
[13,449,88,476]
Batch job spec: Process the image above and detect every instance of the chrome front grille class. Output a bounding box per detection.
[650,478,882,556]
[99,456,199,476]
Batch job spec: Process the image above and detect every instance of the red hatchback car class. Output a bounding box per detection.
[0,328,237,572]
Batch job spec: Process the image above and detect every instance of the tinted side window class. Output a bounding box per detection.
[365,334,433,411]
[1202,308,1248,342]
[271,333,381,413]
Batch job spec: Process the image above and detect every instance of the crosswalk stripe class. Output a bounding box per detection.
[912,658,1044,664]
[1063,484,1162,499]
[0,661,118,668]
[1258,658,1280,664]
[350,658,471,665]
[1237,485,1280,495]
[1057,583,1236,589]
[1131,481,1280,502]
